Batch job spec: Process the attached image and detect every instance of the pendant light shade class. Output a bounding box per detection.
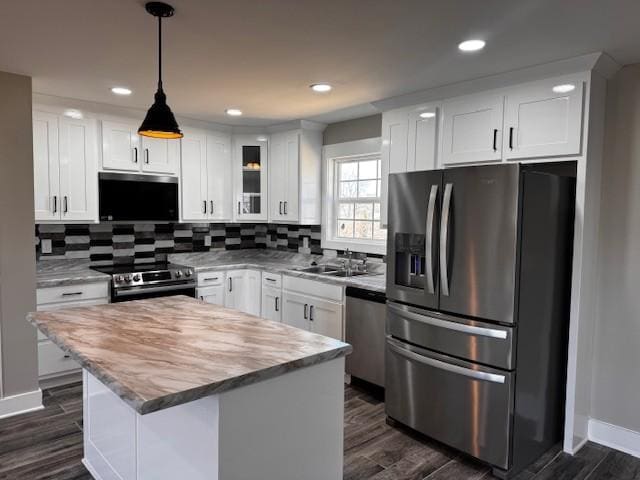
[138,2,182,139]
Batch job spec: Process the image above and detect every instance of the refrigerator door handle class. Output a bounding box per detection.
[425,184,438,294]
[387,338,506,384]
[387,303,508,339]
[440,182,453,296]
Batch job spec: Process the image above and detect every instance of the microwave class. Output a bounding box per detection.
[99,172,179,222]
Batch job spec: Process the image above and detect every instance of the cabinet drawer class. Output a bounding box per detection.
[38,340,80,377]
[262,272,282,288]
[283,276,343,303]
[197,271,225,286]
[37,282,109,305]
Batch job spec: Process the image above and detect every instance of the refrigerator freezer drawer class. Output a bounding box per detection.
[385,337,514,470]
[387,302,515,370]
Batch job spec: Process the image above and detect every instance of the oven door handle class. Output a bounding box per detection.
[387,338,506,384]
[113,284,196,297]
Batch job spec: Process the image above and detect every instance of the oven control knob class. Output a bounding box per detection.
[116,275,124,283]
[133,274,140,282]
[175,270,182,278]
[124,275,132,282]
[185,270,192,277]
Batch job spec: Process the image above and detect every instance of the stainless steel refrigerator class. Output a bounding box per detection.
[385,163,575,478]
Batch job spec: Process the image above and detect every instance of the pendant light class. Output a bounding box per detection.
[138,2,183,139]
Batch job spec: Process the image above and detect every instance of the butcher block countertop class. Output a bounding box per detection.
[28,296,351,414]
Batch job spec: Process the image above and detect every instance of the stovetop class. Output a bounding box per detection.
[91,262,195,289]
[91,262,175,275]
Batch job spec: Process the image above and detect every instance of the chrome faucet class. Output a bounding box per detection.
[344,248,353,275]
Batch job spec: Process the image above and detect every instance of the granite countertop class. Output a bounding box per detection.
[36,259,110,288]
[28,295,352,414]
[168,250,387,294]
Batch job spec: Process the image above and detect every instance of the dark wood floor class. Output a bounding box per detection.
[0,381,638,479]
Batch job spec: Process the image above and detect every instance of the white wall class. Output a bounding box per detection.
[590,64,640,450]
[0,71,39,402]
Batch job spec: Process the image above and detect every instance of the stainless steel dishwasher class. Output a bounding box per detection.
[345,287,386,388]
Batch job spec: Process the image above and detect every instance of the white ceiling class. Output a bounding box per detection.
[1,0,640,126]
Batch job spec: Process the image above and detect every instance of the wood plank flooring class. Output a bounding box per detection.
[0,381,637,479]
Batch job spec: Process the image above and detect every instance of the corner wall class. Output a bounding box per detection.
[0,71,39,404]
[589,64,640,455]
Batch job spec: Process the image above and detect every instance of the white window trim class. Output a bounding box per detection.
[322,137,385,255]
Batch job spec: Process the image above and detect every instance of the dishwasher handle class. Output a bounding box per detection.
[345,287,386,304]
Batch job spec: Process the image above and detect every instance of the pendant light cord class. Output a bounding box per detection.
[158,15,163,91]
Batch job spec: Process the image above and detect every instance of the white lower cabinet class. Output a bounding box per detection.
[223,269,261,316]
[261,272,282,322]
[198,285,225,305]
[36,282,109,384]
[281,275,344,341]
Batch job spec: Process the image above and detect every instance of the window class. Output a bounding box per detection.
[322,138,386,255]
[335,158,386,241]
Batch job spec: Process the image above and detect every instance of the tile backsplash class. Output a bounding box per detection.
[35,223,334,266]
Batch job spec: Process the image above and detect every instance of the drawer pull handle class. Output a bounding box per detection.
[63,354,71,359]
[204,277,219,281]
[387,338,506,384]
[388,303,508,339]
[266,278,276,282]
[61,292,83,297]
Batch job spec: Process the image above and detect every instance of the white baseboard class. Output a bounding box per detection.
[0,388,43,419]
[589,418,640,459]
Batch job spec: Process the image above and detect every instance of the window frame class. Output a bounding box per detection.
[322,138,386,255]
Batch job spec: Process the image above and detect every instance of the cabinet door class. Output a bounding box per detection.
[141,136,179,174]
[224,270,246,312]
[180,131,208,221]
[102,121,140,171]
[58,117,98,222]
[243,269,262,316]
[408,106,439,172]
[269,132,286,221]
[309,298,343,341]
[33,111,60,221]
[207,133,233,221]
[234,136,268,221]
[281,291,310,331]
[441,95,504,165]
[261,285,282,322]
[503,79,584,160]
[198,285,225,306]
[380,108,410,226]
[270,131,299,223]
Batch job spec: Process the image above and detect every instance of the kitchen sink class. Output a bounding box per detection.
[297,265,341,274]
[326,270,370,277]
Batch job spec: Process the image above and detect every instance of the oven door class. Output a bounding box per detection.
[112,284,196,303]
[385,336,514,470]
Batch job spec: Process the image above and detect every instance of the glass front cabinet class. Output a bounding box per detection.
[233,135,268,221]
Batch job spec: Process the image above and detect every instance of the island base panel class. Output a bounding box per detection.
[82,358,345,480]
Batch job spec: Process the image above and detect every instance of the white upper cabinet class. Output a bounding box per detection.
[102,120,178,175]
[58,117,98,221]
[207,133,232,221]
[407,105,439,172]
[102,121,140,171]
[503,76,584,160]
[441,94,504,165]
[33,111,60,221]
[140,136,179,174]
[380,107,410,226]
[33,110,98,223]
[180,130,208,222]
[233,135,268,222]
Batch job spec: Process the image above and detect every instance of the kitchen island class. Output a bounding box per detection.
[28,296,351,480]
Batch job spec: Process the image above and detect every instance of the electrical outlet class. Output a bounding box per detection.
[303,237,309,249]
[204,235,212,247]
[41,239,52,254]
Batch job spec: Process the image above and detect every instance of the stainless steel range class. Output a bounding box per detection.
[92,262,196,302]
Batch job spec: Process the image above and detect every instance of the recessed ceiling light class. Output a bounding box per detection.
[256,136,268,142]
[310,83,332,93]
[225,108,243,116]
[552,84,576,93]
[419,112,436,119]
[111,86,132,96]
[63,109,83,120]
[458,39,485,52]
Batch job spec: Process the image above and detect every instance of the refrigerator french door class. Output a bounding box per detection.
[385,163,575,478]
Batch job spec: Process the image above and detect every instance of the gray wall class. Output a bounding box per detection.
[591,64,640,433]
[323,114,381,145]
[0,71,38,397]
